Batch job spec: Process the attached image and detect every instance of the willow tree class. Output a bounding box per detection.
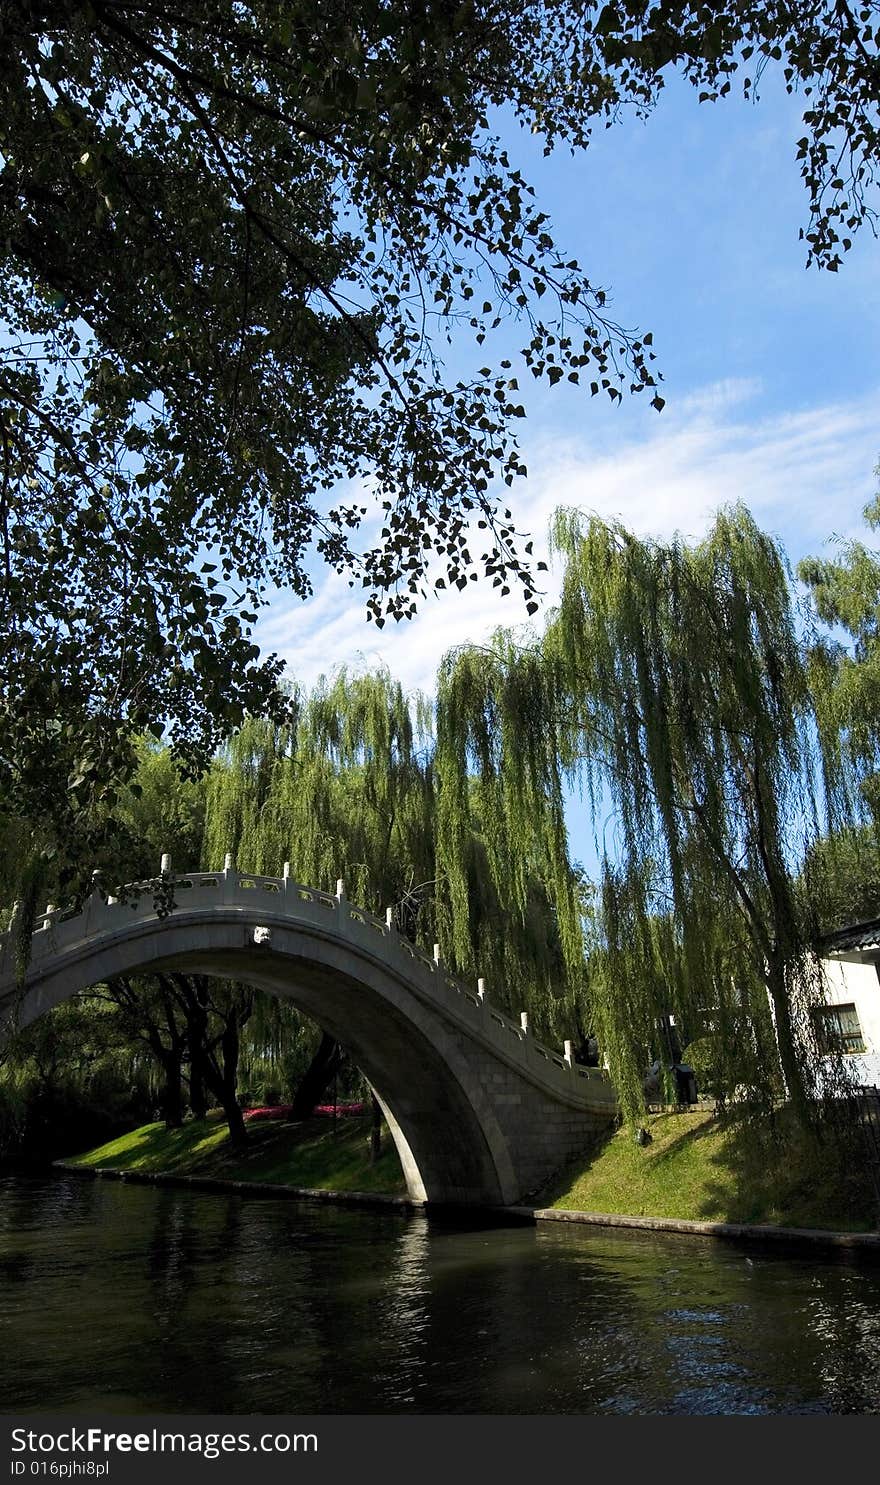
[799,486,880,823]
[201,669,435,1118]
[435,635,585,1043]
[438,505,848,1126]
[203,670,435,914]
[204,666,577,1042]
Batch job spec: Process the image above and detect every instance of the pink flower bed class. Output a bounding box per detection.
[243,1102,366,1122]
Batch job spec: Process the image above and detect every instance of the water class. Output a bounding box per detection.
[1,1173,879,1414]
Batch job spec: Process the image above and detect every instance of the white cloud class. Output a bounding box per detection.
[676,376,763,418]
[255,384,880,698]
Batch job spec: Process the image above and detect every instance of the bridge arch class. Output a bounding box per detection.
[0,871,616,1206]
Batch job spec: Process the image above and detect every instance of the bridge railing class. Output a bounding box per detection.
[1,864,615,1105]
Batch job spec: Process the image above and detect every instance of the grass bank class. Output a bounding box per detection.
[64,1110,407,1196]
[542,1109,879,1232]
[64,1107,878,1234]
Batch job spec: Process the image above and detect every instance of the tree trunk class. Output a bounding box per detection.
[222,1094,248,1146]
[105,975,187,1129]
[188,1052,209,1120]
[291,1032,344,1120]
[158,1049,184,1130]
[196,1002,248,1146]
[217,1010,247,1145]
[766,955,813,1136]
[169,973,210,1119]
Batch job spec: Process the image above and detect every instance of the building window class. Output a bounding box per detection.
[812,1003,866,1055]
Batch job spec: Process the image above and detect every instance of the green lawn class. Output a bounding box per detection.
[65,1111,407,1196]
[66,1106,878,1232]
[542,1109,879,1231]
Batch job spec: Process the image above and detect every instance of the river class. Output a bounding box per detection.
[1,1174,879,1414]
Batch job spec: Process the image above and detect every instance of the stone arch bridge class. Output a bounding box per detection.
[0,866,616,1207]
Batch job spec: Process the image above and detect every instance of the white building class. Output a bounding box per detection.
[819,920,880,1090]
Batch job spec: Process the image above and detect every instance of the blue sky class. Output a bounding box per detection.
[255,69,880,865]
